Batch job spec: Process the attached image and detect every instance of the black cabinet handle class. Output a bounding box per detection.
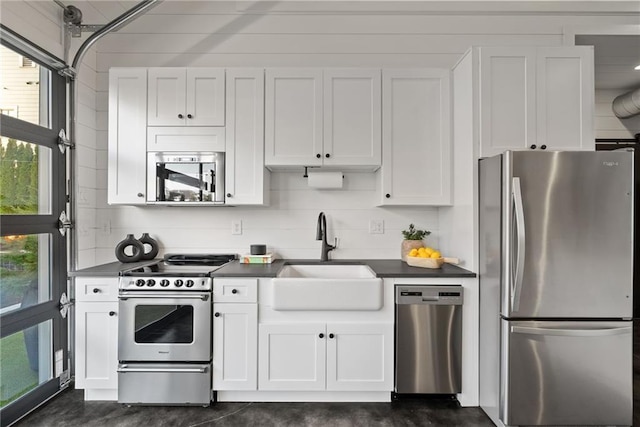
[325,153,330,158]
[319,333,324,338]
[178,114,184,119]
[93,288,100,293]
[226,193,232,198]
[329,333,335,339]
[316,153,321,159]
[231,289,238,294]
[385,193,391,199]
[137,193,144,197]
[540,144,547,150]
[109,311,116,316]
[530,144,537,149]
[214,312,220,317]
[187,114,193,119]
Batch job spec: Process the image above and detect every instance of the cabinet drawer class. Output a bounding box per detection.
[213,278,257,303]
[75,278,119,302]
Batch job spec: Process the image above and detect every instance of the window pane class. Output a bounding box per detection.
[0,234,51,314]
[0,139,51,215]
[0,320,53,408]
[0,45,50,128]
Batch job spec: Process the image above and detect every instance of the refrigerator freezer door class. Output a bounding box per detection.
[502,150,634,318]
[501,319,632,426]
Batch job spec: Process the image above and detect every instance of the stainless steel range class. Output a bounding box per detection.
[117,254,235,406]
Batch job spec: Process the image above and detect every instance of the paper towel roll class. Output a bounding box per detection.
[307,171,343,189]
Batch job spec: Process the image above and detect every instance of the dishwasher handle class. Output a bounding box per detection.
[396,286,464,305]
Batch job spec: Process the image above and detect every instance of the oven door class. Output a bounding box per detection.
[118,291,211,362]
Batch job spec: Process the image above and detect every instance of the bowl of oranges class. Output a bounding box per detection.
[405,247,458,269]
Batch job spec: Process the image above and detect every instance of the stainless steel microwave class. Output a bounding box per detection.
[147,152,225,204]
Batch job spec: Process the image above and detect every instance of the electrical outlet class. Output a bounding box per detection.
[369,219,384,234]
[231,219,242,235]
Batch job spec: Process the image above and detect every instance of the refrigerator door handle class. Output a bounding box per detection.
[511,177,526,312]
[511,325,632,337]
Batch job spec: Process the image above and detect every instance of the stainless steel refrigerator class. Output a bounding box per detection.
[479,150,634,427]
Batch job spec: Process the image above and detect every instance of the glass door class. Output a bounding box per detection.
[0,38,68,427]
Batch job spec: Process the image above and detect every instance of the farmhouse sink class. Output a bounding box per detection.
[272,263,383,311]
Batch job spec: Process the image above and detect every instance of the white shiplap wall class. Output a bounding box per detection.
[87,1,639,265]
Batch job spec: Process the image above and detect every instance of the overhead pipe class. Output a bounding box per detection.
[612,87,640,119]
[67,0,162,271]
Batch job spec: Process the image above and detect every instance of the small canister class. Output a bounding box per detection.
[250,244,267,255]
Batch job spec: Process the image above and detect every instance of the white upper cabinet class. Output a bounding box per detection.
[265,69,323,167]
[225,69,270,205]
[379,69,452,206]
[477,46,594,158]
[148,68,225,126]
[108,68,147,205]
[323,69,381,167]
[265,68,381,169]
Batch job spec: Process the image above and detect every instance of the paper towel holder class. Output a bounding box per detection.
[302,166,344,179]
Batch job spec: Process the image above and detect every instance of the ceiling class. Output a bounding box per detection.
[575,35,640,92]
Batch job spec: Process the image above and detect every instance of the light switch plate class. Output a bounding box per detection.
[231,219,242,235]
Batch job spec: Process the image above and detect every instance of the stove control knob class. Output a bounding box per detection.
[174,279,183,287]
[135,279,145,287]
[146,279,156,287]
[160,279,170,287]
[185,280,194,288]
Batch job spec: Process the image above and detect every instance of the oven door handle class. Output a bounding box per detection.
[118,292,210,301]
[118,365,208,374]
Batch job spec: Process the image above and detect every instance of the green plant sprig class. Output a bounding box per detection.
[401,224,431,240]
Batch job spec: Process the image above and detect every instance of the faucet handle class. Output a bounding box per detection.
[330,237,337,250]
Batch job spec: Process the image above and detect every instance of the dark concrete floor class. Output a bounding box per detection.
[14,390,493,427]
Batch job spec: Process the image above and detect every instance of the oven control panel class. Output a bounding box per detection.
[119,277,212,291]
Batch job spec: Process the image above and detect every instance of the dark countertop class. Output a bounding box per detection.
[68,259,160,277]
[69,258,476,278]
[212,259,476,278]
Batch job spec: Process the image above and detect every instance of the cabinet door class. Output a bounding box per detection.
[186,68,225,126]
[265,69,323,167]
[536,47,594,151]
[225,69,269,205]
[380,69,452,206]
[75,302,118,390]
[326,323,394,391]
[258,323,326,390]
[148,68,186,126]
[479,47,537,158]
[323,69,381,167]
[108,68,147,204]
[212,304,258,390]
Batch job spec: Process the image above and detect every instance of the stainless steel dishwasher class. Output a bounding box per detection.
[395,285,463,394]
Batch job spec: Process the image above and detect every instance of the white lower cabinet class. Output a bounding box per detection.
[74,278,119,397]
[212,303,258,390]
[258,322,393,391]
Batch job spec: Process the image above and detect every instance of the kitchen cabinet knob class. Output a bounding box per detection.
[231,289,238,294]
[226,193,232,198]
[93,288,100,293]
[329,333,335,339]
[214,312,220,317]
[137,193,144,198]
[187,114,193,119]
[316,154,322,159]
[178,114,184,119]
[109,311,116,316]
[325,153,331,158]
[319,333,324,338]
[530,144,537,149]
[540,144,547,150]
[385,193,391,199]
